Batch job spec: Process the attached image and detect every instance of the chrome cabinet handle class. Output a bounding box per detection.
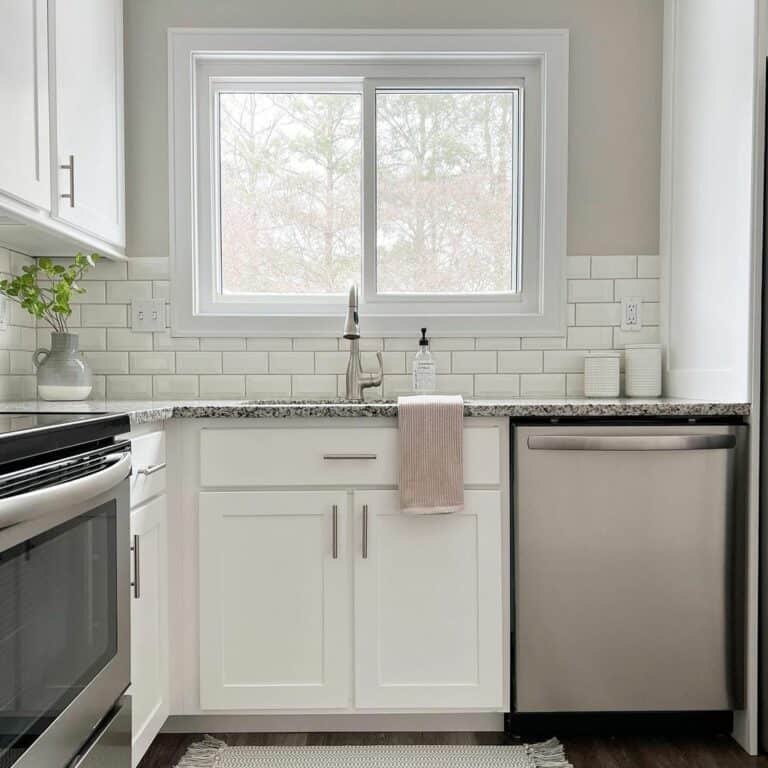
[323,453,377,460]
[130,534,140,599]
[527,434,736,452]
[332,504,338,559]
[362,504,368,559]
[60,154,75,207]
[136,462,166,476]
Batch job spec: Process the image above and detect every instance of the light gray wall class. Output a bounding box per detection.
[124,0,664,259]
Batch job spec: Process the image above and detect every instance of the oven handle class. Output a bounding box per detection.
[0,451,131,529]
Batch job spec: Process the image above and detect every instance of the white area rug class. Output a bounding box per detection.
[174,736,572,768]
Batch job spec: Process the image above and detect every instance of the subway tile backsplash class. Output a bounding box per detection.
[0,250,661,401]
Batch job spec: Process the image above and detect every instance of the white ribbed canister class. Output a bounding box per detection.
[583,351,621,397]
[625,344,663,397]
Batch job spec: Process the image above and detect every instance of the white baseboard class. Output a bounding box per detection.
[162,713,505,733]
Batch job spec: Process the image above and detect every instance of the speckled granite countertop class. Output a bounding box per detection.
[0,398,750,426]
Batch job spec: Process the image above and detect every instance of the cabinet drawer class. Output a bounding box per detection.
[200,426,500,487]
[131,431,166,507]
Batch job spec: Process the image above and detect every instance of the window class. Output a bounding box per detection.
[170,31,568,336]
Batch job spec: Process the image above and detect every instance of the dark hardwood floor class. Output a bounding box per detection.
[139,731,768,767]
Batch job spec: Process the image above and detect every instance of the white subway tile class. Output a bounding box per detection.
[566,326,613,349]
[382,375,414,398]
[10,252,34,274]
[384,338,417,351]
[84,352,130,374]
[474,374,520,397]
[430,337,475,351]
[498,350,543,373]
[0,248,12,274]
[637,255,661,278]
[590,255,637,279]
[567,280,613,303]
[153,331,199,351]
[521,337,567,350]
[90,375,106,400]
[70,281,106,304]
[269,351,314,374]
[520,373,566,397]
[341,337,383,351]
[176,351,222,374]
[293,337,338,351]
[66,258,127,281]
[223,351,268,374]
[153,281,170,299]
[247,337,293,351]
[434,374,474,397]
[452,350,496,373]
[107,375,153,400]
[9,302,36,328]
[314,351,349,374]
[106,281,152,303]
[129,351,175,374]
[644,302,661,325]
[9,351,31,374]
[199,375,245,399]
[566,373,585,397]
[127,257,169,280]
[200,337,246,351]
[291,374,337,398]
[107,328,152,351]
[614,278,659,302]
[575,303,621,326]
[245,374,292,398]
[567,256,590,278]
[81,305,127,327]
[365,351,405,374]
[544,350,586,373]
[477,337,522,350]
[18,328,35,350]
[38,328,106,351]
[613,326,661,348]
[153,375,199,399]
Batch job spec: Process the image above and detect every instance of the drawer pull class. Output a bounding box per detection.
[362,504,369,559]
[323,453,377,461]
[136,462,166,476]
[332,504,338,559]
[130,534,140,599]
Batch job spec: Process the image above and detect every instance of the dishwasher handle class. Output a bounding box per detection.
[526,434,736,451]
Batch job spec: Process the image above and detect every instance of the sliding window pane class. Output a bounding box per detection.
[376,90,519,294]
[219,92,362,295]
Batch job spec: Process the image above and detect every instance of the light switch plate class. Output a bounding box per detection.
[131,299,166,332]
[620,298,642,331]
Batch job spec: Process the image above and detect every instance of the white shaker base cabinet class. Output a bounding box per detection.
[354,490,504,710]
[130,494,169,767]
[199,491,351,710]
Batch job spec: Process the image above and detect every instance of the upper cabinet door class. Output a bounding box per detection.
[0,0,51,210]
[50,0,124,246]
[353,490,504,710]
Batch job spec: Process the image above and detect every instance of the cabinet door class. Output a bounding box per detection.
[0,0,50,209]
[130,495,168,767]
[199,491,350,709]
[354,490,504,709]
[50,0,124,245]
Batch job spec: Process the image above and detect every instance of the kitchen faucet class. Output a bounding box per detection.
[343,284,383,401]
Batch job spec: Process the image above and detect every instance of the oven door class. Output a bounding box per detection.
[0,447,131,768]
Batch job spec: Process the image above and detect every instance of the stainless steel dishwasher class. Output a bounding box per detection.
[514,424,746,713]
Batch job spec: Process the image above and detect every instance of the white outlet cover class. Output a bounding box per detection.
[131,299,166,332]
[620,298,642,331]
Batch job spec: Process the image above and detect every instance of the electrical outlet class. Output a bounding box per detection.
[621,298,642,331]
[131,299,166,332]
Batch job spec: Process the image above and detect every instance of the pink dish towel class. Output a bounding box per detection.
[398,395,464,514]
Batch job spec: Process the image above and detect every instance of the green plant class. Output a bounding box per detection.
[0,253,100,333]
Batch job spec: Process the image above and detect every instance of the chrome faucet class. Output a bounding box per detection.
[343,284,383,401]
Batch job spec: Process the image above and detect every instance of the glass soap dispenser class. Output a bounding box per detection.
[412,327,437,394]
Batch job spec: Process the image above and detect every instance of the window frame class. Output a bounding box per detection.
[169,29,569,337]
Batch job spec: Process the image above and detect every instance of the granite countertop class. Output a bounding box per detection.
[0,398,751,425]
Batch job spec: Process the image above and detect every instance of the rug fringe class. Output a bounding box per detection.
[175,735,227,767]
[527,738,573,768]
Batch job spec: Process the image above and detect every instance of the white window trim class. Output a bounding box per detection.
[168,29,569,337]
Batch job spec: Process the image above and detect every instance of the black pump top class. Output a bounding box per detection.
[419,328,429,347]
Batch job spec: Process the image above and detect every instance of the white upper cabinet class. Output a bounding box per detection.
[0,0,51,210]
[50,0,125,247]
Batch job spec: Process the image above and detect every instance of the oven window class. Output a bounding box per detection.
[0,502,117,768]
